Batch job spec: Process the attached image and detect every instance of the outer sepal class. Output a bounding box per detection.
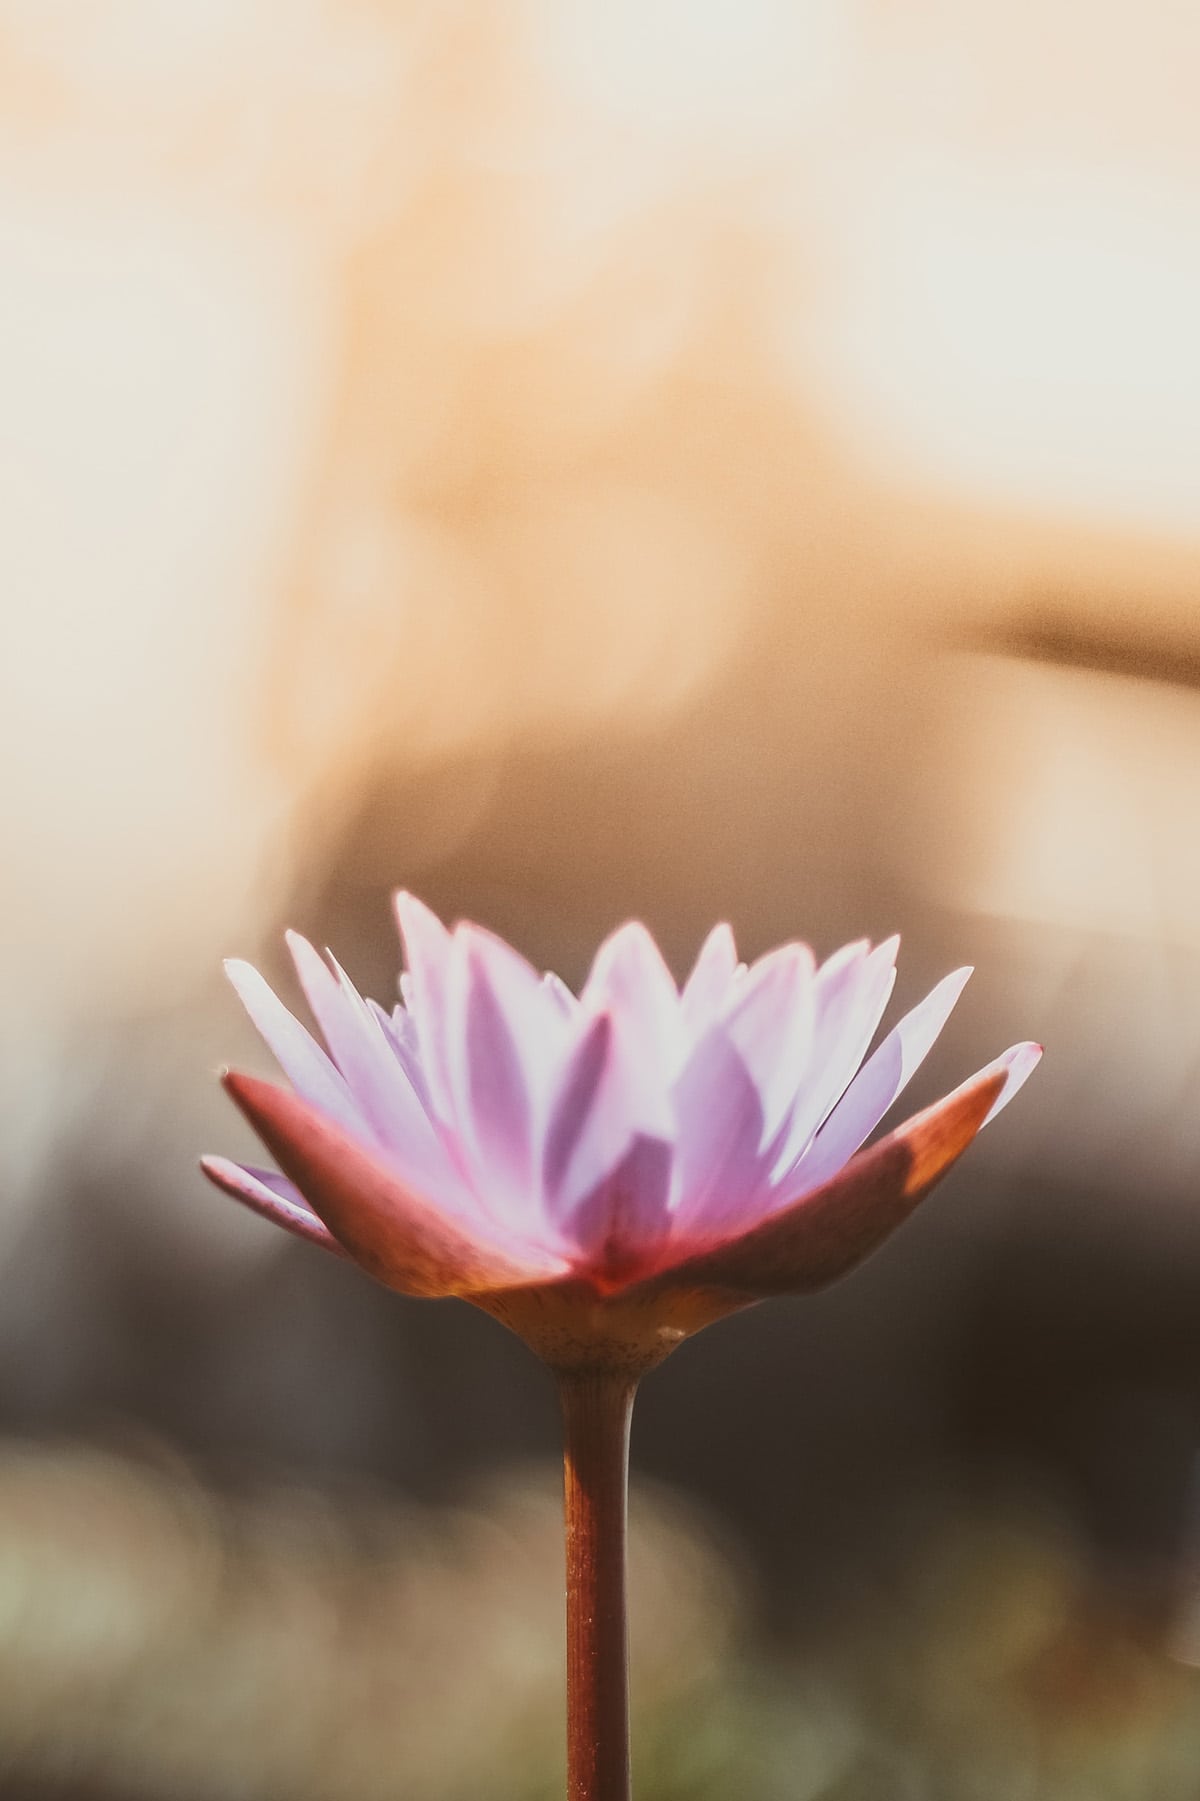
[220,1071,569,1298]
[625,1064,1008,1304]
[200,1156,348,1256]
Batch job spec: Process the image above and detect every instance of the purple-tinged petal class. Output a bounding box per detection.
[443,925,543,1204]
[680,923,739,1033]
[394,891,456,1120]
[224,959,360,1131]
[581,921,684,1075]
[459,924,571,1101]
[715,940,816,1140]
[780,965,973,1202]
[222,1072,569,1297]
[980,1041,1043,1123]
[200,1156,347,1256]
[570,1135,674,1284]
[366,999,432,1108]
[542,971,581,1018]
[769,936,898,1175]
[669,1025,769,1232]
[543,1010,673,1243]
[543,1013,613,1202]
[622,1064,1008,1303]
[286,935,447,1176]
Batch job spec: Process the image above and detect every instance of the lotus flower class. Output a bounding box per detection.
[203,895,1039,1372]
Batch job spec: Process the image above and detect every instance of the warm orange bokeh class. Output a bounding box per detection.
[0,7,1199,1796]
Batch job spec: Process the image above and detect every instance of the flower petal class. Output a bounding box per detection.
[367,999,433,1108]
[221,1072,569,1296]
[224,959,360,1131]
[393,891,456,1120]
[581,920,684,1075]
[542,1010,673,1242]
[199,1157,346,1256]
[443,924,543,1204]
[778,964,973,1202]
[768,936,898,1176]
[542,970,581,1018]
[669,1023,769,1230]
[980,1040,1043,1122]
[715,940,816,1140]
[570,1134,674,1283]
[287,934,451,1184]
[680,922,739,1033]
[625,1062,1008,1302]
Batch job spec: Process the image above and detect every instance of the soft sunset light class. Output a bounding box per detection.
[1,5,1198,1796]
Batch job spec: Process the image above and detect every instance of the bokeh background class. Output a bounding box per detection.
[2,2,1200,1795]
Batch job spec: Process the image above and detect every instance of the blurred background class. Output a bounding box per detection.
[2,1,1200,1794]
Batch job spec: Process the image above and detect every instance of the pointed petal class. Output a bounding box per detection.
[769,936,898,1175]
[570,1134,674,1282]
[628,1064,1008,1302]
[221,1072,568,1297]
[716,940,816,1140]
[669,1024,770,1230]
[367,999,432,1106]
[542,970,581,1018]
[394,891,456,1119]
[581,921,684,1074]
[444,924,542,1200]
[680,923,739,1033]
[385,1003,436,1104]
[200,1157,347,1256]
[980,1041,1043,1122]
[542,1010,673,1241]
[285,935,427,1153]
[781,965,973,1199]
[224,959,360,1130]
[543,1013,613,1203]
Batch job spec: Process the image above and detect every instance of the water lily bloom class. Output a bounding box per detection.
[203,895,1040,1373]
[202,895,1040,1801]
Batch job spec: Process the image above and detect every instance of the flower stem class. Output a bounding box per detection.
[558,1368,638,1801]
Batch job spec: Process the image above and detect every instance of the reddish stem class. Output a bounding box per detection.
[558,1369,638,1801]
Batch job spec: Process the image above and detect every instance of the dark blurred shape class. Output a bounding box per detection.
[976,602,1200,691]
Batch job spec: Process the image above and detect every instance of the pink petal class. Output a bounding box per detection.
[367,999,432,1108]
[542,970,581,1018]
[393,891,456,1120]
[543,1012,613,1202]
[780,965,973,1202]
[542,1010,673,1240]
[200,1156,347,1256]
[623,1063,1009,1302]
[222,1072,568,1296]
[769,936,898,1175]
[980,1040,1043,1122]
[680,922,739,1033]
[581,921,684,1075]
[715,940,816,1140]
[224,959,360,1132]
[669,1024,770,1232]
[570,1134,674,1281]
[286,934,448,1182]
[443,925,543,1205]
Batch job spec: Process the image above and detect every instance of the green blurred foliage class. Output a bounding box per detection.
[0,1444,1197,1799]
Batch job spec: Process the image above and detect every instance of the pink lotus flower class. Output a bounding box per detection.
[203,895,1040,1371]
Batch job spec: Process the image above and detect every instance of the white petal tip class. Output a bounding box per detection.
[223,958,263,997]
[983,1041,1043,1123]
